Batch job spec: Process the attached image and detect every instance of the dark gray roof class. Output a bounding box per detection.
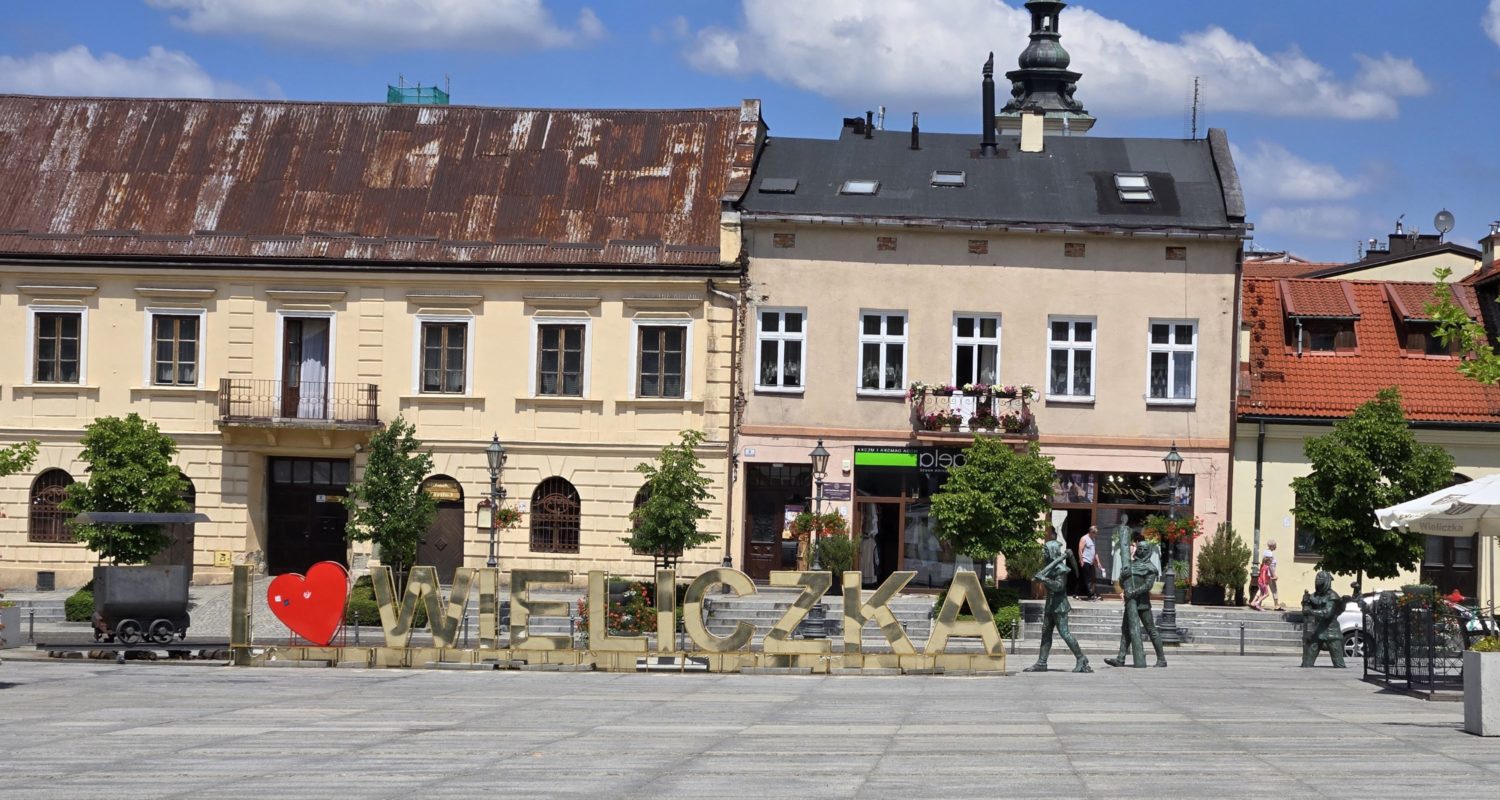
[741,126,1242,233]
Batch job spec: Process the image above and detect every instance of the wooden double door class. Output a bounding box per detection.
[266,457,350,575]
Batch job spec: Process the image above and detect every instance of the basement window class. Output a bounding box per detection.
[930,170,966,188]
[1114,173,1154,203]
[839,179,880,196]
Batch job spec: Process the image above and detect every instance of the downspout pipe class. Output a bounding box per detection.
[708,278,743,571]
[1252,420,1266,573]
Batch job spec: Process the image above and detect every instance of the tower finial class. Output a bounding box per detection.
[999,1,1094,134]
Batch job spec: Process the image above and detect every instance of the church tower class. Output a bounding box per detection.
[997,1,1095,135]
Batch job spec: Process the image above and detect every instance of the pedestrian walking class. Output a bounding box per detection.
[1262,540,1285,610]
[1076,525,1102,600]
[1250,555,1273,610]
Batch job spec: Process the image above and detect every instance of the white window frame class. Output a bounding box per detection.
[26,306,88,385]
[628,319,693,400]
[273,310,337,389]
[528,316,593,399]
[411,314,475,396]
[1046,315,1096,403]
[951,313,1002,387]
[856,309,908,397]
[143,308,207,389]
[1146,319,1198,405]
[755,307,807,394]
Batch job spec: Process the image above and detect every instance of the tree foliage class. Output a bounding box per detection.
[1291,388,1454,582]
[1427,266,1500,384]
[342,417,435,582]
[930,438,1055,566]
[60,414,188,564]
[624,429,716,570]
[0,439,39,478]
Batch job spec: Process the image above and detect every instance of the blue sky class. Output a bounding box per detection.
[4,1,1498,262]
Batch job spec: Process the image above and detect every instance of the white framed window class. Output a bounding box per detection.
[1147,319,1197,404]
[1047,316,1095,401]
[27,306,87,385]
[857,310,907,395]
[952,313,1000,386]
[528,316,592,398]
[413,315,474,395]
[146,308,205,387]
[629,319,692,399]
[756,308,805,392]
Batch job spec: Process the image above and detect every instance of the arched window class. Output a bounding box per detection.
[530,477,580,553]
[28,469,75,543]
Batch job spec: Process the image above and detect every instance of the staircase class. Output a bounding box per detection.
[5,598,67,625]
[703,588,956,651]
[1033,601,1304,654]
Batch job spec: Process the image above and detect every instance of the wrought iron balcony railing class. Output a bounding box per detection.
[908,382,1036,436]
[218,378,380,426]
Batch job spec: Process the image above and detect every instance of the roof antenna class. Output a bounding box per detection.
[1190,77,1201,139]
[1395,214,1405,235]
[877,105,886,131]
[910,112,920,150]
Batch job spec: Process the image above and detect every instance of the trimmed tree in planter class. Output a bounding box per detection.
[625,429,716,573]
[60,414,188,564]
[930,438,1055,586]
[1292,388,1453,594]
[1195,523,1252,606]
[343,416,435,592]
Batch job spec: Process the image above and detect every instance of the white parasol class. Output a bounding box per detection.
[1375,472,1500,538]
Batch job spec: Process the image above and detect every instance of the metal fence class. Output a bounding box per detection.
[218,379,380,425]
[1361,593,1469,698]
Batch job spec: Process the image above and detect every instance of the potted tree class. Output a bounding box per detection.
[929,437,1055,591]
[1194,523,1251,606]
[625,429,717,573]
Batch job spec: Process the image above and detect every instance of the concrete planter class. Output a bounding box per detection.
[1465,651,1500,736]
[0,605,20,649]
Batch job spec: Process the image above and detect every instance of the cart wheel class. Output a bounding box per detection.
[149,619,176,644]
[116,619,143,644]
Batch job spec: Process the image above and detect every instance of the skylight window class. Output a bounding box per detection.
[931,170,966,188]
[1115,173,1154,203]
[759,178,799,194]
[840,179,880,196]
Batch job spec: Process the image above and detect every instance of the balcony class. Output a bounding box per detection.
[217,379,381,427]
[909,382,1037,441]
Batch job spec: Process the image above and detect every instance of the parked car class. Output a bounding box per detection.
[1338,593,1494,659]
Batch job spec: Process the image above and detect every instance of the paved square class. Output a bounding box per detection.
[0,656,1495,799]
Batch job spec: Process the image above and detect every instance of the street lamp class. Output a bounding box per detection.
[1160,441,1184,639]
[809,439,830,570]
[485,433,507,569]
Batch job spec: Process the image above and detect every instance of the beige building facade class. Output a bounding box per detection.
[0,95,762,589]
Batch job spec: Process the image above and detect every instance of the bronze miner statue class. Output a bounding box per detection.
[1300,570,1347,668]
[1104,537,1167,668]
[1023,539,1092,673]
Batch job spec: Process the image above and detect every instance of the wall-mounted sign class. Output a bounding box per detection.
[421,478,463,502]
[823,482,851,501]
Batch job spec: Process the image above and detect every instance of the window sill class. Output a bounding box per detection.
[856,390,906,399]
[130,385,214,395]
[15,383,99,393]
[518,396,603,408]
[754,386,805,395]
[1044,395,1094,405]
[399,393,482,404]
[617,397,702,408]
[1146,398,1197,407]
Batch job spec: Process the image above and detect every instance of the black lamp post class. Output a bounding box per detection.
[1160,441,1184,639]
[485,433,507,569]
[809,439,830,570]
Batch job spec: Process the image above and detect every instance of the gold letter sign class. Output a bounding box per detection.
[924,570,1002,656]
[683,568,756,652]
[587,571,648,653]
[510,569,573,651]
[763,571,832,655]
[842,570,917,655]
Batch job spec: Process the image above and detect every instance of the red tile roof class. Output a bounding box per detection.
[1384,282,1475,321]
[1278,278,1360,318]
[1243,261,1335,279]
[0,95,763,267]
[1239,278,1500,423]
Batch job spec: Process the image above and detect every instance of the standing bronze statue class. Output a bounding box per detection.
[1023,539,1092,673]
[1104,538,1167,668]
[1300,571,1347,668]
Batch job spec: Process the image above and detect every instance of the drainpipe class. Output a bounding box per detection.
[1252,420,1266,574]
[708,277,744,571]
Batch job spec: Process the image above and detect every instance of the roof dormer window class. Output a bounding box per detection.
[1114,173,1153,203]
[931,170,966,188]
[840,179,880,196]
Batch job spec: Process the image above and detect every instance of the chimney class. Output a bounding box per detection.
[980,53,998,156]
[865,110,874,140]
[1020,107,1044,153]
[910,112,920,150]
[1483,223,1500,273]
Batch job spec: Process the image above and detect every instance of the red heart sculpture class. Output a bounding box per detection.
[266,561,349,646]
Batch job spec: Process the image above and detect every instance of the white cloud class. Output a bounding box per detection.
[1486,1,1500,47]
[687,1,1429,120]
[147,0,603,51]
[0,45,244,98]
[1257,205,1376,243]
[1232,142,1366,203]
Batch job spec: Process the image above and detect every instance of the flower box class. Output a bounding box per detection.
[1466,651,1500,736]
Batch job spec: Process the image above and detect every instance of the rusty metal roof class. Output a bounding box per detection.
[0,95,762,269]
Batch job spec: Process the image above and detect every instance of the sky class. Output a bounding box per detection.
[3,0,1499,263]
